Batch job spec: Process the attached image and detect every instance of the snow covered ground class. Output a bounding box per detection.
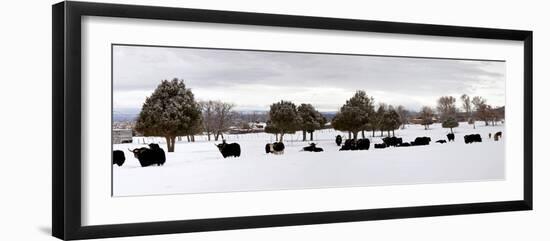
[113,121,505,196]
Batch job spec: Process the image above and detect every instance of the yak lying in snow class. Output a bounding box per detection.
[374,143,387,149]
[382,136,403,147]
[217,141,241,158]
[339,139,356,151]
[339,138,370,151]
[302,143,324,152]
[464,134,482,144]
[265,142,285,154]
[494,131,502,141]
[398,142,411,147]
[112,150,125,166]
[129,143,166,167]
[335,135,343,146]
[436,140,447,144]
[447,133,455,142]
[411,137,431,146]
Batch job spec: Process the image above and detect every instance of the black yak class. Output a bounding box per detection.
[112,150,125,166]
[494,131,502,141]
[217,141,241,158]
[339,139,370,151]
[265,142,285,154]
[464,134,482,144]
[398,142,411,147]
[374,143,387,149]
[411,137,431,146]
[129,143,166,167]
[302,143,324,152]
[447,133,455,142]
[357,138,370,150]
[335,135,342,146]
[382,137,403,147]
[339,139,357,151]
[436,140,447,144]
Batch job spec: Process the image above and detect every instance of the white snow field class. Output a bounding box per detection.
[113,121,505,196]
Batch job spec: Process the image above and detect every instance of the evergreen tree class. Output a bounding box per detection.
[442,117,459,133]
[268,100,301,142]
[309,115,327,141]
[373,103,388,136]
[264,121,281,142]
[297,103,326,141]
[332,90,374,140]
[135,79,202,152]
[385,107,402,136]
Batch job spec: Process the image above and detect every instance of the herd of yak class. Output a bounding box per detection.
[112,131,503,167]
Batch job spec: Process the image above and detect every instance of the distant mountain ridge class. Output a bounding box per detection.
[113,108,339,122]
[113,108,140,122]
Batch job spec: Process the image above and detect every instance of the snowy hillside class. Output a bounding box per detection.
[113,121,505,196]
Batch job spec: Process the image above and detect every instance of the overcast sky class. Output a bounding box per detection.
[113,45,505,112]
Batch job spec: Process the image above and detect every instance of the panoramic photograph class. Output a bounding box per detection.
[111,44,506,197]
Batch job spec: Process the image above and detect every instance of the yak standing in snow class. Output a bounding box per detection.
[265,142,285,155]
[411,137,431,146]
[129,143,166,167]
[494,131,502,141]
[302,143,324,152]
[447,133,455,142]
[112,150,125,166]
[464,134,482,144]
[335,135,342,146]
[217,140,241,158]
[357,138,370,150]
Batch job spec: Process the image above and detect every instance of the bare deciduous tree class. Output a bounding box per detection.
[472,96,490,126]
[461,94,475,129]
[199,100,216,141]
[213,101,236,141]
[396,105,408,129]
[436,96,458,120]
[420,106,434,130]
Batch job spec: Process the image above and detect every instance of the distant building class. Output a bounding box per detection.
[113,129,133,144]
[409,117,437,125]
[227,122,266,134]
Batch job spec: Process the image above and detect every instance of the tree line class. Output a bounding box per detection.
[419,94,504,133]
[264,101,327,142]
[134,79,502,152]
[330,90,404,141]
[135,79,237,152]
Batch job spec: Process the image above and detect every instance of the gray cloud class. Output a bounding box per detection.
[113,45,505,112]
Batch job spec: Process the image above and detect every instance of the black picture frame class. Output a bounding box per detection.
[52,1,533,240]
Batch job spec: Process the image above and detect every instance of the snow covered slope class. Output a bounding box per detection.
[113,121,505,196]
